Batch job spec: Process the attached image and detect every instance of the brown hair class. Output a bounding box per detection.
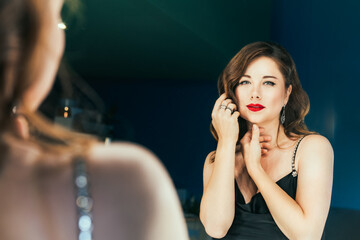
[0,0,95,163]
[211,41,314,146]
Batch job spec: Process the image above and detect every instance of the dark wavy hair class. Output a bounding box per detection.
[210,41,314,146]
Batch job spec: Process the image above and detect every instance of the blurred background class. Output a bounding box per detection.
[41,0,360,239]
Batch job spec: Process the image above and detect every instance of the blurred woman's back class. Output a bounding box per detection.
[0,0,188,239]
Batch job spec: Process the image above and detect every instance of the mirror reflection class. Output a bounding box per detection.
[2,0,358,239]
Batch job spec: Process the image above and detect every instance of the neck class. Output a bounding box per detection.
[247,120,287,149]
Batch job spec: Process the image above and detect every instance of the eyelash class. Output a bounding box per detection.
[264,81,275,86]
[238,80,250,85]
[237,80,276,86]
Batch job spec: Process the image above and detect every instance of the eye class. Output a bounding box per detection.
[238,80,250,86]
[264,81,275,86]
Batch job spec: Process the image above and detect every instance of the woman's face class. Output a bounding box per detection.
[22,0,65,111]
[235,56,292,126]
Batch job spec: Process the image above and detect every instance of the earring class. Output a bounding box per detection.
[58,18,67,30]
[11,101,19,116]
[280,105,286,125]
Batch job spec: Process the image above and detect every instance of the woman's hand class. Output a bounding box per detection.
[211,94,240,143]
[240,124,263,175]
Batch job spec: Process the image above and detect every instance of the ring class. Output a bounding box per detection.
[220,104,227,109]
[226,107,234,113]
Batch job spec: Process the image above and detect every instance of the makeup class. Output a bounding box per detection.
[246,104,265,112]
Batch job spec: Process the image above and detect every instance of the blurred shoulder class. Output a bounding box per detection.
[88,141,160,167]
[86,141,170,185]
[83,142,187,239]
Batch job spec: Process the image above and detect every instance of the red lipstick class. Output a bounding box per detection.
[246,104,265,112]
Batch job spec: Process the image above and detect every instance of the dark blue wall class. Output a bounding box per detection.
[90,82,219,200]
[271,0,360,210]
[70,0,360,211]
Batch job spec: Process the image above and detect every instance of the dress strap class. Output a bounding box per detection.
[73,158,94,240]
[291,136,305,177]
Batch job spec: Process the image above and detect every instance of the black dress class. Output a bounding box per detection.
[214,137,325,240]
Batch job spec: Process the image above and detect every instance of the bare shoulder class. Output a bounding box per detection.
[298,134,334,168]
[301,134,333,155]
[85,142,188,240]
[89,141,159,164]
[86,141,173,194]
[87,141,167,175]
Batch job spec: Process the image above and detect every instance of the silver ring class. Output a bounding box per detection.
[226,107,234,113]
[220,104,227,109]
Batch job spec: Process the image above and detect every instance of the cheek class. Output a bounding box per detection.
[235,88,246,106]
[235,88,248,116]
[265,90,286,111]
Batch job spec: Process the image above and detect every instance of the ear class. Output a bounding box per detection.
[284,85,292,105]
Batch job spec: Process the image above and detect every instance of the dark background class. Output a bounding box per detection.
[59,0,360,212]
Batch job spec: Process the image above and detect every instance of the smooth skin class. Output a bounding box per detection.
[200,57,333,239]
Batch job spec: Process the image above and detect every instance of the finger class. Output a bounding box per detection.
[259,135,272,142]
[227,103,237,111]
[241,129,252,144]
[220,98,233,107]
[263,136,272,142]
[219,99,234,113]
[213,93,227,113]
[225,107,233,114]
[232,111,240,119]
[251,124,260,142]
[261,142,271,149]
[261,149,268,155]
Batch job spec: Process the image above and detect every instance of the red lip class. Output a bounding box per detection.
[246,104,265,112]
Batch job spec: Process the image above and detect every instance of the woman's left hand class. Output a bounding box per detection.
[240,124,262,175]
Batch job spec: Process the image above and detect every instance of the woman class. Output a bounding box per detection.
[0,0,188,239]
[200,42,333,239]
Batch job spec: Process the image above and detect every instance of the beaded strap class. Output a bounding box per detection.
[291,136,305,177]
[74,158,94,240]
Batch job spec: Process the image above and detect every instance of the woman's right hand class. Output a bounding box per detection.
[211,93,240,143]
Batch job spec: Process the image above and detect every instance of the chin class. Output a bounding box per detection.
[241,115,262,124]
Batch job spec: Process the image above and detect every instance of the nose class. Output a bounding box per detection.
[250,85,262,100]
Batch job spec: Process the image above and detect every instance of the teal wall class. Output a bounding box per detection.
[60,0,360,211]
[272,0,360,210]
[65,0,272,82]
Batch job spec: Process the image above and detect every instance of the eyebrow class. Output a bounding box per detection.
[263,75,278,80]
[240,75,278,80]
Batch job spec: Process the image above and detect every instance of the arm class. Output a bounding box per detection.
[200,93,242,238]
[200,95,271,238]
[245,127,333,239]
[200,142,237,238]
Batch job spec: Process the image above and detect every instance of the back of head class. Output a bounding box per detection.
[0,0,43,128]
[0,0,94,166]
